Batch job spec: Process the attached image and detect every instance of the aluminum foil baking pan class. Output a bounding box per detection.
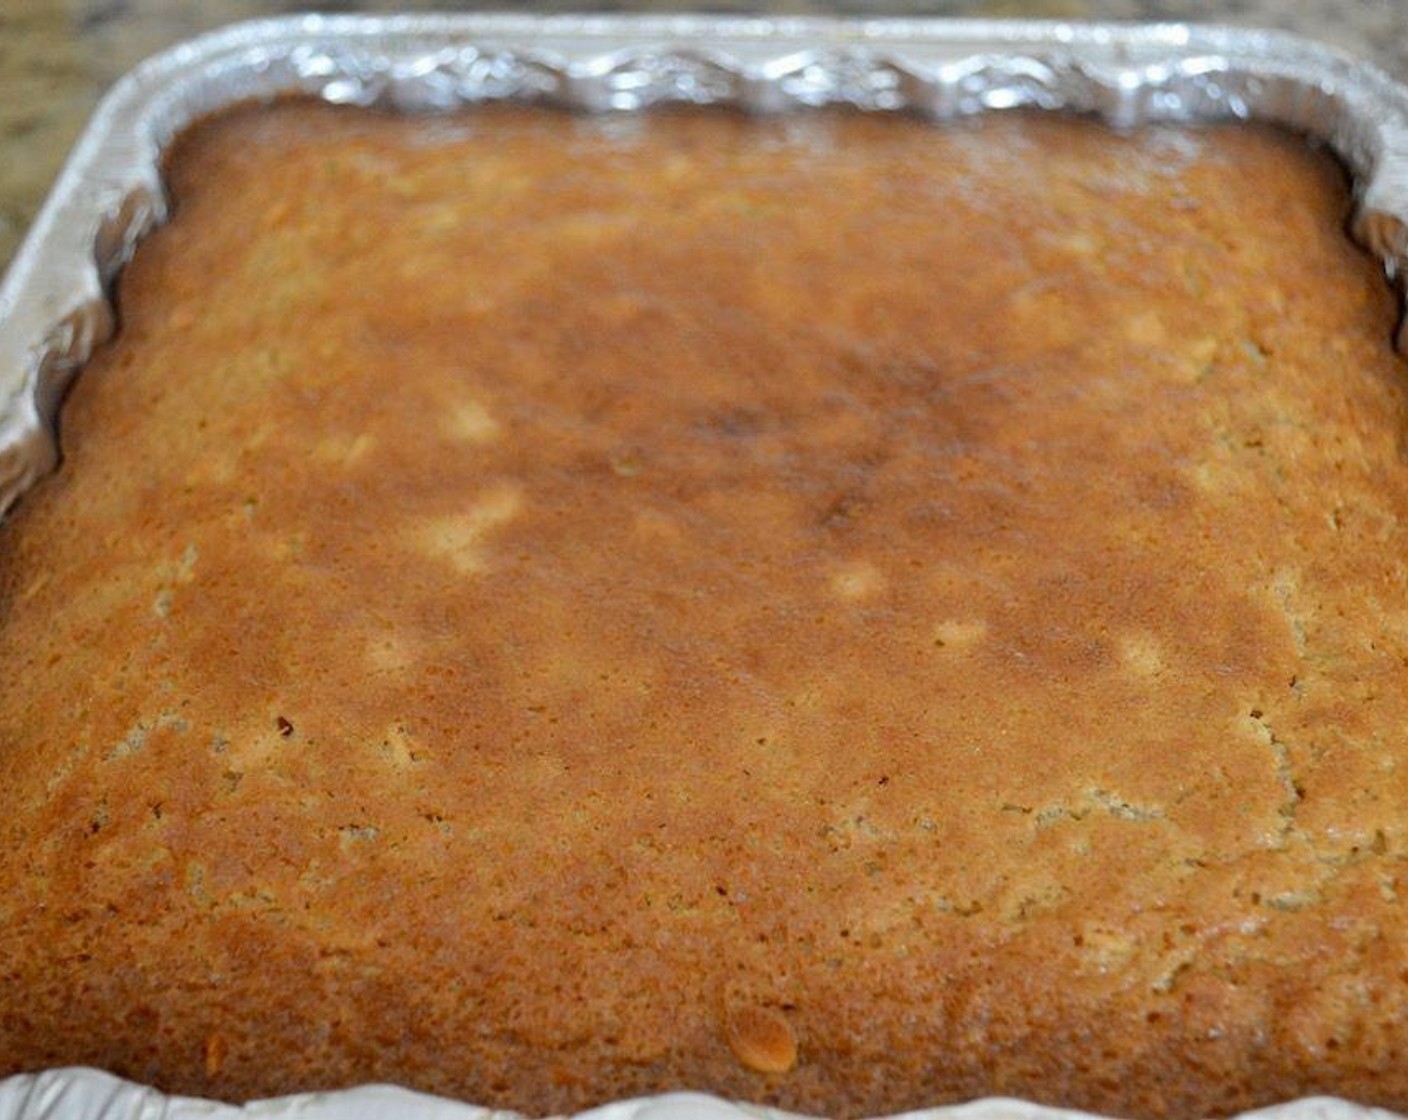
[1,1073,1404,1120]
[4,11,1408,1120]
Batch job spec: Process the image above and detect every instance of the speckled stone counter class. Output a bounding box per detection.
[3,0,1408,271]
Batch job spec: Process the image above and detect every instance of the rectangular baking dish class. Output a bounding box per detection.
[4,12,1408,1120]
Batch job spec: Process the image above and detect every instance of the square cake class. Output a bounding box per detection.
[2,100,1407,1119]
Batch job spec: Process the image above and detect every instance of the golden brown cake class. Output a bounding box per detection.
[3,100,1408,1119]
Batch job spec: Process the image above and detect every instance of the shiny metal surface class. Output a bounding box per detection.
[1,1068,1404,1120]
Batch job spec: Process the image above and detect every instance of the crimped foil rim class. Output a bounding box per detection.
[3,12,1408,1120]
[0,1069,1405,1120]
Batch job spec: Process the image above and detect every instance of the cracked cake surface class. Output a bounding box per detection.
[3,101,1408,1117]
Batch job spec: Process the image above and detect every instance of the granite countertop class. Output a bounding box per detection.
[3,0,1408,272]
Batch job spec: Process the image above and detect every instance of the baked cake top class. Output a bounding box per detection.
[2,102,1408,1118]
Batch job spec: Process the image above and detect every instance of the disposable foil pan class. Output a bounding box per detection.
[3,11,1408,1120]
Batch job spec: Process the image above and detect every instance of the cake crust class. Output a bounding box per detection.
[3,102,1408,1118]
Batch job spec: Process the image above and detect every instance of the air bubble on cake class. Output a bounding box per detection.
[633,508,682,545]
[931,618,988,650]
[366,634,418,674]
[110,722,150,760]
[417,482,523,574]
[931,893,985,917]
[1056,230,1100,257]
[609,449,643,477]
[1179,335,1219,382]
[377,724,424,769]
[1118,632,1166,677]
[829,560,885,600]
[185,860,210,905]
[1262,887,1321,911]
[105,711,190,761]
[1245,708,1304,828]
[1033,788,1164,827]
[1187,460,1220,493]
[1085,788,1164,822]
[819,813,887,853]
[187,450,238,486]
[152,543,199,617]
[338,824,381,850]
[253,530,309,563]
[311,430,377,467]
[17,569,50,603]
[662,153,695,183]
[1124,309,1167,346]
[1075,921,1137,971]
[444,399,501,445]
[998,876,1070,922]
[1004,281,1082,349]
[175,542,198,579]
[1268,568,1310,655]
[1150,953,1198,994]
